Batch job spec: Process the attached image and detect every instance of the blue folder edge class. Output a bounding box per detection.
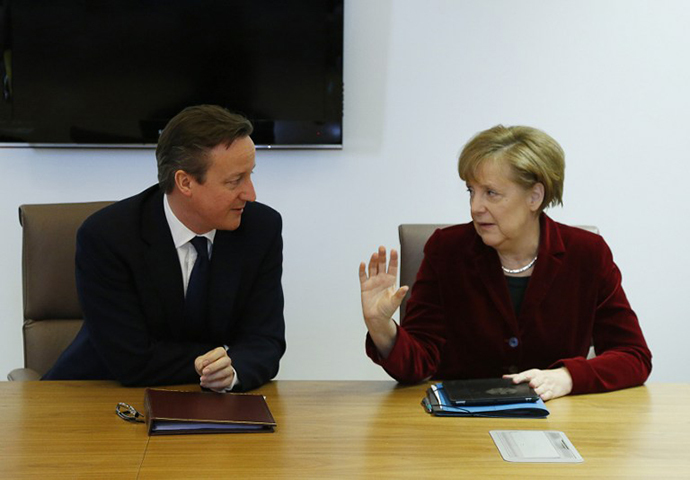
[422,383,549,418]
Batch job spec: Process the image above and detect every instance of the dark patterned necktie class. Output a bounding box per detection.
[184,236,210,324]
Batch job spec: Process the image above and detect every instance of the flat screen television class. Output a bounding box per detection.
[0,0,343,148]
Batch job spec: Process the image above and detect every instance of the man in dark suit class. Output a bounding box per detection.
[43,105,286,392]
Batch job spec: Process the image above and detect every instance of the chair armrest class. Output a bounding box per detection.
[7,368,41,381]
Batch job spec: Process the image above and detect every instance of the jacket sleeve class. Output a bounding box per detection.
[225,214,286,392]
[365,231,448,383]
[552,238,652,394]
[76,222,215,387]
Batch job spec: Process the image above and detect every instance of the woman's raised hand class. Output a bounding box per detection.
[358,246,408,357]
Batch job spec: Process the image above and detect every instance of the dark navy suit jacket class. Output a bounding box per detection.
[44,185,286,391]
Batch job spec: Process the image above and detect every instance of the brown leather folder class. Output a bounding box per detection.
[144,388,276,435]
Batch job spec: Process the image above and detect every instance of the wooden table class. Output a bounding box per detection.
[1,381,688,479]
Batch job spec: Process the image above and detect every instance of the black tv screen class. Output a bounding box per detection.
[0,0,343,148]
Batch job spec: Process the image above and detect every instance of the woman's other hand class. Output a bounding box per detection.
[504,367,573,401]
[358,246,409,358]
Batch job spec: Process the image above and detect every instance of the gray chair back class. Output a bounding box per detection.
[398,224,451,320]
[8,201,113,380]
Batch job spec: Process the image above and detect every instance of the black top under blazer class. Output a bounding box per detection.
[43,185,286,391]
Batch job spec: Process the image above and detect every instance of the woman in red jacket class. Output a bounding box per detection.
[359,125,652,401]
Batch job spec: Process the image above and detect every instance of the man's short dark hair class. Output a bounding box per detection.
[156,105,254,193]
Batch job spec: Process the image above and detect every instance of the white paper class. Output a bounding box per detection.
[490,430,584,463]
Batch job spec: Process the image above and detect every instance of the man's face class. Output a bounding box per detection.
[186,136,256,232]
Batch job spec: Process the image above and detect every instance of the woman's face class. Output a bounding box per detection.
[466,159,543,253]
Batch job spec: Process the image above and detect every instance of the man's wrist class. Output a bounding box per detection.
[224,367,240,392]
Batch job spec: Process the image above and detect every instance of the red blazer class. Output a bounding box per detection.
[366,215,652,394]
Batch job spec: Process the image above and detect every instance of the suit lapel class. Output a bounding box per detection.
[473,236,516,325]
[471,214,565,325]
[521,215,565,316]
[206,229,244,338]
[141,190,186,336]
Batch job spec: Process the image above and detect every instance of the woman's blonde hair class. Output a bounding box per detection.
[457,125,565,212]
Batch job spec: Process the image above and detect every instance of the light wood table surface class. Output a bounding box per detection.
[0,381,149,479]
[1,381,689,479]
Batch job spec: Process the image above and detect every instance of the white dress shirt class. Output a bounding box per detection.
[163,194,239,390]
[163,194,216,295]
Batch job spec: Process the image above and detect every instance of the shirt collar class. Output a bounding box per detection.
[163,194,216,248]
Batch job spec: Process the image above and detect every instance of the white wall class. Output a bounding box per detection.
[1,0,688,382]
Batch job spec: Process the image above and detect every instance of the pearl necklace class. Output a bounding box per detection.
[501,256,538,274]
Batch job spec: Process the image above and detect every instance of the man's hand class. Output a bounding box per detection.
[194,347,235,392]
[503,367,573,402]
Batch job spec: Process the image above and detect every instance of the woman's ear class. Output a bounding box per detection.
[529,183,545,212]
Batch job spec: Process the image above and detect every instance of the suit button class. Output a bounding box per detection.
[508,365,519,374]
[508,337,519,348]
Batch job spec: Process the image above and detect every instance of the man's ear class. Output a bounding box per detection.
[174,170,194,197]
[530,182,545,212]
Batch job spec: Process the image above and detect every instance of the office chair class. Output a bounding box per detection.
[397,223,599,358]
[8,201,113,381]
[398,224,451,321]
